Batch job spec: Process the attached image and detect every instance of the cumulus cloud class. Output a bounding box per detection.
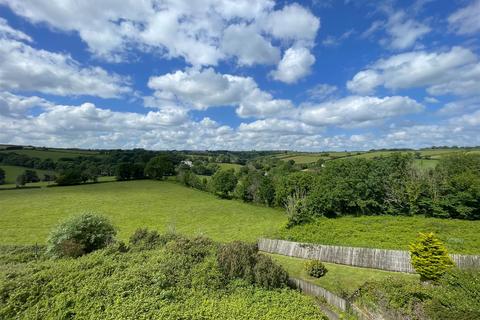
[0,20,130,98]
[221,24,280,66]
[271,47,316,83]
[0,91,51,118]
[347,47,480,96]
[299,96,424,128]
[147,68,294,118]
[0,0,319,68]
[448,0,480,35]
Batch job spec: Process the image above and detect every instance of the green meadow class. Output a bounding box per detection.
[276,216,480,254]
[0,180,285,245]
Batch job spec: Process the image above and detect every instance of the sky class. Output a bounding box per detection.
[0,0,479,151]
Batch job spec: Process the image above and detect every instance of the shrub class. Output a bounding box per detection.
[166,236,217,263]
[426,268,480,319]
[46,213,116,258]
[253,254,288,289]
[305,260,328,278]
[409,232,454,281]
[217,241,258,283]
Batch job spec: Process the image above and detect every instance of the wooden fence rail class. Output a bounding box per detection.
[259,238,480,273]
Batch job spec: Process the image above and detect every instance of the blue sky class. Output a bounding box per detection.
[0,0,479,151]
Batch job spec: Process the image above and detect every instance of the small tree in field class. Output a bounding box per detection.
[211,169,237,198]
[409,232,454,282]
[47,213,116,258]
[0,167,5,185]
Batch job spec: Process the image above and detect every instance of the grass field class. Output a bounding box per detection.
[0,180,285,245]
[0,148,101,160]
[216,163,243,171]
[276,216,480,254]
[266,253,417,295]
[0,165,54,184]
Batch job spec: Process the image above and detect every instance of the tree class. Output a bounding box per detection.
[409,232,454,282]
[144,156,174,180]
[116,162,133,181]
[258,175,275,206]
[0,167,5,185]
[211,169,237,198]
[15,174,26,187]
[23,169,39,183]
[55,168,83,186]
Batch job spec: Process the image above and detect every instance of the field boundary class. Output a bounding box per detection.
[259,238,480,273]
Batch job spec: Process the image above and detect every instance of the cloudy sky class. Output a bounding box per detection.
[0,0,479,151]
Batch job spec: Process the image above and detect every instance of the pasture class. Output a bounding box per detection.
[277,216,480,254]
[0,180,285,244]
[0,165,54,184]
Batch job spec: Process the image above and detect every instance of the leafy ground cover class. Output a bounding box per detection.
[0,238,326,319]
[276,216,480,254]
[0,180,285,244]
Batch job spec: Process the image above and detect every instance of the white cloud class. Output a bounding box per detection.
[0,20,130,98]
[221,24,280,66]
[0,0,319,68]
[271,47,316,83]
[0,91,51,118]
[362,8,430,50]
[384,11,430,50]
[448,0,480,35]
[299,95,424,128]
[347,47,480,96]
[147,68,294,118]
[262,3,320,43]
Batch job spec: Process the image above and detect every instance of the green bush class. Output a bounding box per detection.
[46,213,116,258]
[305,260,328,278]
[426,269,480,319]
[217,241,257,283]
[253,254,288,289]
[409,232,454,281]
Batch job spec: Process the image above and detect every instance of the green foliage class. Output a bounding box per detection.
[409,232,454,281]
[0,236,326,319]
[144,155,175,180]
[274,172,316,207]
[217,241,258,283]
[55,168,83,185]
[211,169,237,198]
[354,269,480,320]
[46,213,117,258]
[304,260,328,278]
[426,269,480,319]
[129,228,164,250]
[0,167,5,184]
[253,254,289,289]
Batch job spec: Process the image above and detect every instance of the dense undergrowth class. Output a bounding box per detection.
[353,269,480,320]
[0,235,326,319]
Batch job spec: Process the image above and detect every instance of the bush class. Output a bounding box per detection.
[253,254,288,289]
[409,232,454,282]
[46,213,116,258]
[217,241,258,283]
[166,236,217,263]
[305,260,328,278]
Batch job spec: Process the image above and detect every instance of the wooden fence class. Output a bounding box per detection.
[259,238,480,273]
